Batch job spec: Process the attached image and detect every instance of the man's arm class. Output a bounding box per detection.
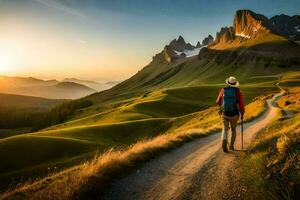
[216,89,224,106]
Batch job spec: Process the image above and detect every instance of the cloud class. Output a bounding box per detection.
[34,0,86,18]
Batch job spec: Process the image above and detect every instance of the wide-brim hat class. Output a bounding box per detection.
[225,76,239,87]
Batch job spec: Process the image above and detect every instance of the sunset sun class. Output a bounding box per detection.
[0,41,19,74]
[0,53,14,73]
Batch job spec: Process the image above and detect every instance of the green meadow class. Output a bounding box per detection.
[0,73,281,191]
[2,44,298,191]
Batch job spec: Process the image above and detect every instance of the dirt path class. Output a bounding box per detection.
[101,91,285,200]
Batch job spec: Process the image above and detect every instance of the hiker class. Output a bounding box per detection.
[216,76,245,152]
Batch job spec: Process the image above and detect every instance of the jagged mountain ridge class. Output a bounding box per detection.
[211,9,300,49]
[152,35,197,63]
[84,9,300,106]
[234,9,273,39]
[270,14,300,40]
[152,34,213,64]
[202,35,214,46]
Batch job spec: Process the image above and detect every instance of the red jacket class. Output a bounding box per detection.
[216,87,245,115]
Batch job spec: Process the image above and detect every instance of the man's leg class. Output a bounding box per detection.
[229,116,238,150]
[222,117,229,152]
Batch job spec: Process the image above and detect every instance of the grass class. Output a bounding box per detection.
[278,87,300,112]
[211,32,290,50]
[0,70,284,197]
[1,91,272,199]
[0,93,65,109]
[45,84,277,130]
[279,71,300,88]
[0,135,99,191]
[0,128,30,139]
[0,81,276,193]
[239,86,300,199]
[0,125,221,200]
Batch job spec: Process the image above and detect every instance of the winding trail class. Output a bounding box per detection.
[102,89,287,200]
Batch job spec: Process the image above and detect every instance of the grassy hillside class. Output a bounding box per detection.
[0,30,299,196]
[0,89,276,199]
[0,93,65,109]
[211,33,292,50]
[0,38,291,190]
[0,135,99,191]
[43,83,277,131]
[0,79,277,192]
[0,94,66,138]
[240,85,300,199]
[70,38,299,122]
[0,128,30,139]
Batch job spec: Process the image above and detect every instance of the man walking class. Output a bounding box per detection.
[216,76,245,152]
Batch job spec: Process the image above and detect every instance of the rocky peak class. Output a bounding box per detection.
[202,34,214,46]
[214,27,235,44]
[196,41,201,48]
[234,9,272,39]
[169,35,195,51]
[152,35,196,64]
[177,35,185,43]
[270,14,300,39]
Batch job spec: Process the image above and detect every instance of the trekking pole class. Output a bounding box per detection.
[241,115,244,150]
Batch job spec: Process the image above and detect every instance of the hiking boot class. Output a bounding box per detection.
[229,145,234,151]
[222,140,228,153]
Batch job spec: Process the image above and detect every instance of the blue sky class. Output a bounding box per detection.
[0,0,299,80]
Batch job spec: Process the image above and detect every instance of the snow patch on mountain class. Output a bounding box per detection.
[174,46,207,58]
[295,25,300,32]
[235,32,251,38]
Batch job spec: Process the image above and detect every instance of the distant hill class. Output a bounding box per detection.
[0,76,58,90]
[0,93,66,109]
[14,82,96,99]
[63,78,98,85]
[105,81,121,85]
[0,93,66,132]
[0,76,96,99]
[63,78,119,91]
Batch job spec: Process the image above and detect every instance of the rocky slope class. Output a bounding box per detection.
[206,9,300,70]
[234,9,272,39]
[211,9,300,49]
[202,35,214,46]
[270,14,300,40]
[214,27,235,45]
[152,34,215,64]
[152,36,196,63]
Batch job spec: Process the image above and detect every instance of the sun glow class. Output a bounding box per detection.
[0,49,14,73]
[0,34,21,74]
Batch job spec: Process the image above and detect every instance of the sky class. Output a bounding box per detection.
[0,0,299,81]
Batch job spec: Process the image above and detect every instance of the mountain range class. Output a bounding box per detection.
[4,10,297,101]
[0,76,95,99]
[0,76,122,99]
[1,10,299,104]
[81,9,300,109]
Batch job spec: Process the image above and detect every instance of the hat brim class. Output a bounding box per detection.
[226,78,239,87]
